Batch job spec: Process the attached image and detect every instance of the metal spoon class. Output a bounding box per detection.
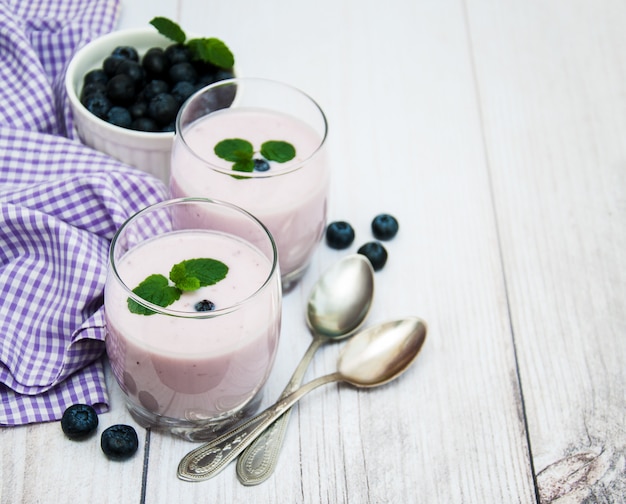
[237,254,375,485]
[177,316,428,482]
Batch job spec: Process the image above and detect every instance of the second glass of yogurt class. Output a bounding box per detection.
[104,198,282,440]
[170,78,330,292]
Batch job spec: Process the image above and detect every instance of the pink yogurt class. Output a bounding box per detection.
[170,107,330,281]
[105,230,281,422]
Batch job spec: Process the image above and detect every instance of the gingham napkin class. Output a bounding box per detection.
[0,0,168,425]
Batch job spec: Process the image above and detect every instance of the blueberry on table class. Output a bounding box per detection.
[357,241,388,271]
[371,213,399,240]
[61,404,99,440]
[101,424,139,461]
[326,221,355,249]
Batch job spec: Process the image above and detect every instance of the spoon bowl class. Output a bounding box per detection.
[306,254,375,337]
[236,254,375,485]
[178,316,428,482]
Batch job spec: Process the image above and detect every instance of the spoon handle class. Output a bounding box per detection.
[177,372,341,482]
[236,335,326,485]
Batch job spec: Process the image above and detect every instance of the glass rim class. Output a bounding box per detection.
[174,77,329,178]
[108,197,280,318]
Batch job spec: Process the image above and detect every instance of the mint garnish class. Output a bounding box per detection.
[214,138,296,176]
[214,138,253,162]
[127,258,228,315]
[128,274,181,315]
[149,17,186,44]
[170,258,229,289]
[149,17,235,69]
[261,141,296,163]
[187,38,235,69]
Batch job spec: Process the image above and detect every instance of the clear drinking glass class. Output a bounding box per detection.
[170,77,329,292]
[104,198,281,441]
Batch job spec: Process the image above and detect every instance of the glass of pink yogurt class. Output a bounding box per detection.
[170,78,329,292]
[104,198,281,440]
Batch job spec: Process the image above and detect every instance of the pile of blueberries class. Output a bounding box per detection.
[61,404,138,460]
[80,44,234,132]
[326,213,399,271]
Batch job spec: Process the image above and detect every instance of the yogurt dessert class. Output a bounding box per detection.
[170,78,329,291]
[105,198,281,439]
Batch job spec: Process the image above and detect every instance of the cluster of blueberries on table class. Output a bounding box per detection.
[61,404,138,460]
[80,44,234,132]
[326,213,399,271]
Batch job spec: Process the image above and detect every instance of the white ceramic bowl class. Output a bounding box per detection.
[65,27,235,183]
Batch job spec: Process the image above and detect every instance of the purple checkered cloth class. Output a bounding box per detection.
[0,0,168,425]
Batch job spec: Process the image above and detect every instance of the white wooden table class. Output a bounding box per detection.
[2,0,625,502]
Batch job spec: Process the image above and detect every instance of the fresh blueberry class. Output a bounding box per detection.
[371,213,399,240]
[115,59,145,87]
[168,62,197,84]
[83,69,108,86]
[214,68,235,81]
[84,93,112,119]
[142,48,169,78]
[61,404,99,440]
[101,424,139,460]
[112,45,139,62]
[148,93,179,126]
[171,81,196,104]
[165,43,192,65]
[194,299,216,312]
[253,158,271,172]
[131,117,159,132]
[128,99,148,119]
[80,81,107,103]
[106,74,136,105]
[106,106,132,128]
[102,55,125,76]
[160,121,176,132]
[142,79,170,101]
[357,241,388,271]
[326,221,355,249]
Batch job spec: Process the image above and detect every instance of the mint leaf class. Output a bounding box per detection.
[128,274,181,315]
[215,139,253,162]
[232,159,255,173]
[149,17,186,44]
[188,37,235,68]
[261,141,296,163]
[169,262,201,291]
[171,258,229,288]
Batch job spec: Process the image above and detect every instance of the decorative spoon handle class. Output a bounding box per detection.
[236,335,326,485]
[177,372,341,482]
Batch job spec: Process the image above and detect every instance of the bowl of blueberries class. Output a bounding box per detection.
[65,20,236,182]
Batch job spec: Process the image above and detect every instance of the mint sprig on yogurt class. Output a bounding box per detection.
[149,16,235,69]
[127,258,228,315]
[214,138,296,175]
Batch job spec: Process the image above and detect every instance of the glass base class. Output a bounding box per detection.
[281,262,310,294]
[125,391,264,442]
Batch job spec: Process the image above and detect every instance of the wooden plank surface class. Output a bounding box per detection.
[467,1,626,501]
[1,0,624,503]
